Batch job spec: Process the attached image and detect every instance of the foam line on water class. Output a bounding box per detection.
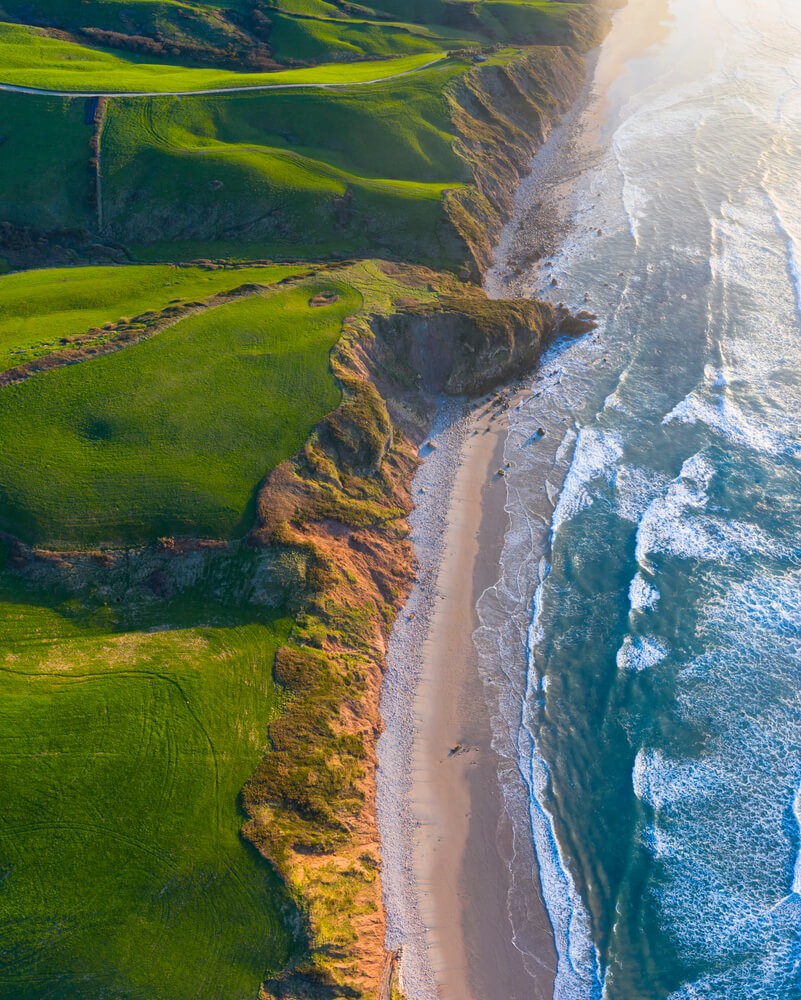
[614,464,671,524]
[792,780,801,896]
[663,359,801,457]
[766,190,801,323]
[550,427,623,539]
[616,635,668,673]
[634,451,795,567]
[629,571,661,611]
[521,586,604,1000]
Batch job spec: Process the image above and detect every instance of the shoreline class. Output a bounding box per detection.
[378,3,668,997]
[376,49,598,1000]
[409,392,557,1000]
[377,389,556,1000]
[377,45,606,1000]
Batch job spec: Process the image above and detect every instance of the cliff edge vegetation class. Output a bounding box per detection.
[0,260,564,999]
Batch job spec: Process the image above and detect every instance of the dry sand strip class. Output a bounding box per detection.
[410,398,556,1000]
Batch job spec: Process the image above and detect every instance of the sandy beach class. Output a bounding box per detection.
[377,4,675,998]
[409,395,557,1000]
[377,390,557,1000]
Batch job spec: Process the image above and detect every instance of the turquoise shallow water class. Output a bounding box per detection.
[483,1,801,996]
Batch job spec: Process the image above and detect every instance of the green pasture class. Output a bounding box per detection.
[265,12,469,62]
[0,23,441,92]
[0,276,357,547]
[0,263,304,372]
[474,0,600,45]
[371,0,598,40]
[0,574,296,1000]
[0,92,95,231]
[102,64,470,264]
[266,0,353,15]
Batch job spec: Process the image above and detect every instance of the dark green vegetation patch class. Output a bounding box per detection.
[0,92,95,232]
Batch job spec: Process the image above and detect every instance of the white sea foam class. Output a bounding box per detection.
[632,748,718,811]
[715,570,801,636]
[618,171,649,246]
[614,463,670,523]
[555,427,577,466]
[551,427,623,537]
[769,199,801,321]
[792,780,801,896]
[637,562,801,992]
[522,593,604,1000]
[634,451,792,566]
[665,385,795,457]
[629,572,661,611]
[616,635,668,673]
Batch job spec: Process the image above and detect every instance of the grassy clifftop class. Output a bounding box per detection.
[0,0,605,274]
[0,44,589,273]
[0,272,352,546]
[0,2,606,997]
[0,22,440,91]
[0,259,561,999]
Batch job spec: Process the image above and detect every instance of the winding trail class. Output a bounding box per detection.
[0,55,445,99]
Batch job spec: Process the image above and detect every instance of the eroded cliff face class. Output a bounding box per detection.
[371,295,555,397]
[0,261,568,1000]
[245,273,566,1000]
[446,45,589,275]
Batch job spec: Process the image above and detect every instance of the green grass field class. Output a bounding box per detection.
[0,263,305,372]
[0,23,441,92]
[0,571,296,1000]
[264,12,461,63]
[370,0,598,43]
[101,63,471,264]
[0,274,357,547]
[0,92,95,231]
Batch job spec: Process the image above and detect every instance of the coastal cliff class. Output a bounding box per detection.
[246,271,560,999]
[446,45,589,275]
[0,27,600,1000]
[243,46,602,1000]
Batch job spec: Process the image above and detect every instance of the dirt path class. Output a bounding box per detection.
[0,55,445,99]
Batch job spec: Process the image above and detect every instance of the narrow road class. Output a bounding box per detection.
[0,55,445,99]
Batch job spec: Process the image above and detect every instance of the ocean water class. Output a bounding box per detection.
[480,0,801,997]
